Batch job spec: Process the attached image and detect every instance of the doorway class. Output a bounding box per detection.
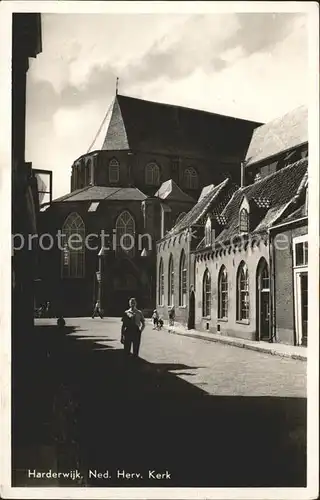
[256,258,270,340]
[294,271,308,346]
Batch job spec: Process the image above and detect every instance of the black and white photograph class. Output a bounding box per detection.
[0,1,319,499]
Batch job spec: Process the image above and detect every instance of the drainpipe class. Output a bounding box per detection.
[268,229,276,342]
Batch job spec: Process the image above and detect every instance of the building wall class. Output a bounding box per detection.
[194,241,269,340]
[39,198,160,316]
[273,223,308,345]
[156,230,194,325]
[72,149,241,199]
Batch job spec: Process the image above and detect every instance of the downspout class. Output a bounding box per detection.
[268,228,276,342]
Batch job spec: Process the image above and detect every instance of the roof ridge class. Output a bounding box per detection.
[53,185,90,203]
[243,156,308,191]
[117,93,262,125]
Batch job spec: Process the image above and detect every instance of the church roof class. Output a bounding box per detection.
[245,104,308,166]
[154,179,195,203]
[53,186,147,203]
[95,94,261,157]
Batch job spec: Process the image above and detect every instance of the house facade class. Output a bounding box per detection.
[156,105,308,346]
[39,94,260,317]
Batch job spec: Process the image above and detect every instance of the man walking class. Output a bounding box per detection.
[121,297,145,358]
[92,300,103,319]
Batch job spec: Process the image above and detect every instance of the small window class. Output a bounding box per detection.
[295,241,308,267]
[184,167,198,189]
[145,163,160,186]
[205,216,212,247]
[109,158,120,183]
[239,208,249,233]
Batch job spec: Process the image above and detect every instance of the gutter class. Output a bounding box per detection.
[269,216,308,232]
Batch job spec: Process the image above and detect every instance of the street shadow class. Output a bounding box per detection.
[12,324,307,488]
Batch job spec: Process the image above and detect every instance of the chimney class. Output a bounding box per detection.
[240,161,245,188]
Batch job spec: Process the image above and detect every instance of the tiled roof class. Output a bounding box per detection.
[278,203,307,225]
[154,179,195,203]
[99,94,261,157]
[52,186,147,203]
[215,157,308,244]
[245,104,308,166]
[168,178,236,236]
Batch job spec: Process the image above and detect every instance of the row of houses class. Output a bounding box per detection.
[156,105,308,346]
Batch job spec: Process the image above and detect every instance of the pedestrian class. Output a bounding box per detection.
[92,300,103,319]
[168,306,175,333]
[158,317,164,330]
[121,297,145,358]
[152,309,159,329]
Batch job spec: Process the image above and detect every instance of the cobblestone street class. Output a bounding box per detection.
[13,317,307,488]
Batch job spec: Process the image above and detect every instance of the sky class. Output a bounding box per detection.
[25,11,308,199]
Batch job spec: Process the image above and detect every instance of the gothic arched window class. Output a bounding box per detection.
[115,210,135,257]
[184,167,198,189]
[109,158,120,183]
[179,250,187,306]
[158,258,164,305]
[145,162,160,186]
[61,212,85,278]
[239,208,249,233]
[168,254,174,306]
[237,261,249,321]
[202,269,211,317]
[218,265,228,319]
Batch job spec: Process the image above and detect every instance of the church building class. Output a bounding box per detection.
[39,93,260,316]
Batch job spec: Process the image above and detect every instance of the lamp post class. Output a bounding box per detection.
[97,246,106,309]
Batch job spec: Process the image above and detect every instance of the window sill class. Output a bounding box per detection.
[179,305,187,309]
[202,316,211,320]
[236,319,250,325]
[218,317,228,322]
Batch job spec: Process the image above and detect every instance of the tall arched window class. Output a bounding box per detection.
[61,212,85,278]
[115,210,135,257]
[237,261,249,321]
[158,258,164,305]
[239,208,249,233]
[84,160,90,186]
[168,254,174,306]
[145,162,160,186]
[202,269,211,317]
[109,158,120,183]
[205,216,212,247]
[218,265,228,319]
[179,250,187,306]
[184,167,198,189]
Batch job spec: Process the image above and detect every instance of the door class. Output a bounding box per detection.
[188,289,195,330]
[257,259,270,340]
[295,271,308,346]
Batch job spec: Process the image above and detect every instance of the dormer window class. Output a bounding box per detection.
[239,208,249,233]
[205,216,212,247]
[109,158,120,183]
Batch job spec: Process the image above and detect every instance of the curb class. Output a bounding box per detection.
[164,327,307,361]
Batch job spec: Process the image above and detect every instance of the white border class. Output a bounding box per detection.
[0,2,319,500]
